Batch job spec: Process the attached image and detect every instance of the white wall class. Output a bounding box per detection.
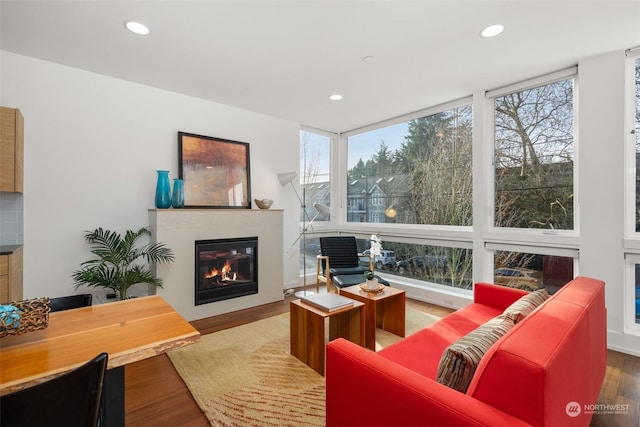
[578,50,639,355]
[0,51,302,300]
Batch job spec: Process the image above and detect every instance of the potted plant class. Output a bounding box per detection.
[365,234,383,290]
[72,227,175,300]
[364,270,378,290]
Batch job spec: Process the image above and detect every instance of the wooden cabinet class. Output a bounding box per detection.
[0,107,24,193]
[0,246,23,304]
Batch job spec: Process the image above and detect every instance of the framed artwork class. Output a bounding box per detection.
[178,132,251,208]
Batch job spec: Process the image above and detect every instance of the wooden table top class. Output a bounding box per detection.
[340,284,405,301]
[0,295,200,395]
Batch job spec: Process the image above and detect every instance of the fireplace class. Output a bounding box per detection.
[195,237,258,305]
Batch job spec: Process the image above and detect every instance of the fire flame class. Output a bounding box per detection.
[205,260,237,281]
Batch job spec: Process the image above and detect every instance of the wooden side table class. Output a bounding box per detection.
[339,285,406,351]
[290,299,364,375]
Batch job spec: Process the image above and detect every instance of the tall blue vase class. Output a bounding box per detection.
[171,178,184,208]
[155,170,171,209]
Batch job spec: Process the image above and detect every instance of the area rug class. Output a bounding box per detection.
[168,306,440,427]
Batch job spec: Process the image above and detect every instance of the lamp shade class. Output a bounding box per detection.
[277,171,298,186]
[313,203,331,218]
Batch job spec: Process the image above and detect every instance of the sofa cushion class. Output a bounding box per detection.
[378,322,462,379]
[439,304,503,336]
[436,314,514,393]
[502,288,549,323]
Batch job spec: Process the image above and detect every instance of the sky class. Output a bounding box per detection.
[301,121,409,181]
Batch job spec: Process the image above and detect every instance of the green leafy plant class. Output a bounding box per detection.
[72,227,175,300]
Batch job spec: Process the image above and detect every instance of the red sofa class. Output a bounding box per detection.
[326,276,606,427]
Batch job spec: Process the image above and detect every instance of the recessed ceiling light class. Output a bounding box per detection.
[481,24,504,38]
[329,94,343,101]
[124,21,150,36]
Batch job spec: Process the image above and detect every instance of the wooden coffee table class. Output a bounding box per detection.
[339,284,405,351]
[290,298,364,375]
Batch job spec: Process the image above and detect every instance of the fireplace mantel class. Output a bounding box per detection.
[149,209,284,321]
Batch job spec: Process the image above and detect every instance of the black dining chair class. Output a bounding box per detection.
[49,293,93,312]
[0,352,108,427]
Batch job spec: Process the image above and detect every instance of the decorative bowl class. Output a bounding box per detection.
[255,198,273,209]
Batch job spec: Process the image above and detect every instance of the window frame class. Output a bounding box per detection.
[623,49,640,337]
[624,254,640,336]
[485,67,580,249]
[624,49,640,244]
[341,96,474,230]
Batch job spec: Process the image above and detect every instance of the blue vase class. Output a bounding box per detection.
[155,170,171,209]
[171,178,184,208]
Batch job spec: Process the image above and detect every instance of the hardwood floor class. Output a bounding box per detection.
[125,295,640,427]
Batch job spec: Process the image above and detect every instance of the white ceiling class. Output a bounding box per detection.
[1,1,639,133]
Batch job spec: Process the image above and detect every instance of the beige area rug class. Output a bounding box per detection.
[168,307,440,427]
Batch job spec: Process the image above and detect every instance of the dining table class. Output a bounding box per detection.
[0,295,200,426]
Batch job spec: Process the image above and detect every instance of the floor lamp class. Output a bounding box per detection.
[278,171,330,298]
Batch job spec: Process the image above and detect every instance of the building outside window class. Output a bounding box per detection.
[345,104,472,226]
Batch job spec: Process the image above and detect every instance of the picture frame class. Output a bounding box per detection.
[178,132,251,208]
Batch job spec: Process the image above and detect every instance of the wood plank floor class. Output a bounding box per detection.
[124,294,640,427]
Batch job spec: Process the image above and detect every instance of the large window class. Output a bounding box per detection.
[493,78,575,230]
[634,57,640,231]
[635,264,640,325]
[493,250,573,295]
[635,57,640,325]
[346,104,472,226]
[628,54,640,333]
[300,130,331,223]
[625,255,640,333]
[355,238,472,290]
[300,130,331,278]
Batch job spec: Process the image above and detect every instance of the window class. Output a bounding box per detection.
[300,130,331,222]
[300,130,331,277]
[493,250,573,294]
[635,264,640,325]
[624,255,640,334]
[626,53,640,336]
[635,57,640,325]
[355,238,472,290]
[634,57,640,231]
[346,104,472,225]
[493,78,575,230]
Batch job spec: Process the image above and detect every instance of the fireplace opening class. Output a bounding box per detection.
[195,237,258,305]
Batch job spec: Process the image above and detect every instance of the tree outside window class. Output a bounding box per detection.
[299,130,330,277]
[343,105,473,289]
[494,78,575,230]
[346,105,472,226]
[300,130,330,223]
